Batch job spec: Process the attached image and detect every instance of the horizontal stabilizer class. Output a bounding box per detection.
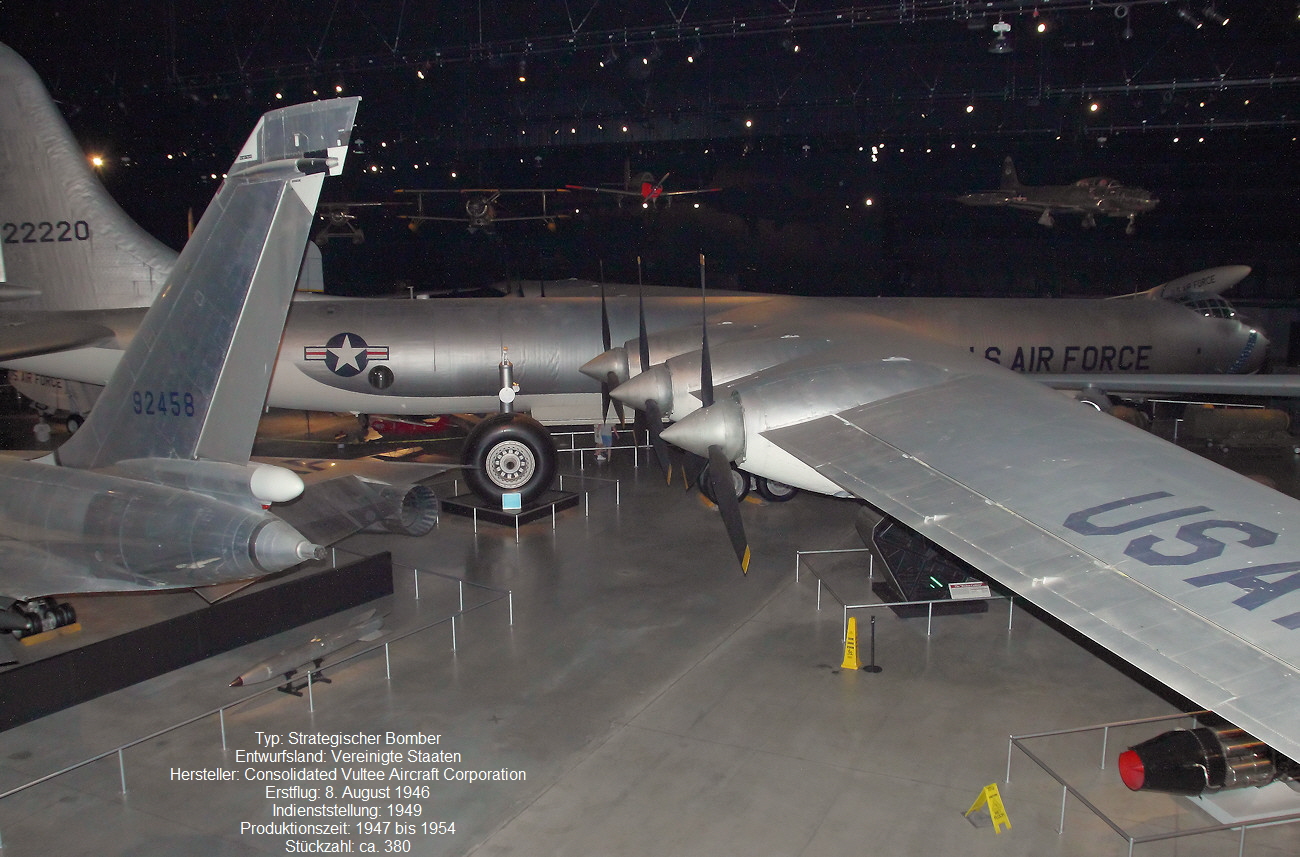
[1110,266,1251,301]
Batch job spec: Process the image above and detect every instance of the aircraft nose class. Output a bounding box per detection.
[1229,323,1269,374]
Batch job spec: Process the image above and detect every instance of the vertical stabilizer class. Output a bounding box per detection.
[1000,156,1022,190]
[0,42,176,310]
[55,98,360,470]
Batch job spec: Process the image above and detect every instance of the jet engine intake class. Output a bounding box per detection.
[361,483,441,536]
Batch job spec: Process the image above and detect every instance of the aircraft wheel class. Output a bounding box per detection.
[460,413,557,505]
[65,413,83,433]
[699,461,749,504]
[755,477,799,503]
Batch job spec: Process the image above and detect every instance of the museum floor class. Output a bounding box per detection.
[0,415,1298,857]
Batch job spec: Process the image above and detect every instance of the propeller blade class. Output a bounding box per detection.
[681,451,706,493]
[605,371,626,426]
[600,282,612,352]
[643,398,672,479]
[698,252,715,408]
[707,444,751,573]
[637,289,650,373]
[599,282,615,423]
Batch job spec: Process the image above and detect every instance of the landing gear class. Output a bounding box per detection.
[65,413,83,433]
[460,412,557,505]
[755,476,799,503]
[0,596,77,638]
[699,461,749,504]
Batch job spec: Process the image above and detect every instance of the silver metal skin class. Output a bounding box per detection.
[660,311,1300,771]
[0,97,359,604]
[3,277,1270,427]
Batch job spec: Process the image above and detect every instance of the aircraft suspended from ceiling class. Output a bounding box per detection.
[958,156,1159,234]
[566,167,721,209]
[394,187,570,233]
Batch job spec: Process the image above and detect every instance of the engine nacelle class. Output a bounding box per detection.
[110,458,305,508]
[661,355,952,495]
[1119,724,1300,795]
[0,459,322,590]
[612,335,826,421]
[361,482,440,536]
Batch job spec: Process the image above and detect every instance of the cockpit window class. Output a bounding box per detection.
[1176,295,1237,319]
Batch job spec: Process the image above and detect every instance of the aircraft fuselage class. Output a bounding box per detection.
[1,290,1264,424]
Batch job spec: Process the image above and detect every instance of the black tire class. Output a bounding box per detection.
[699,461,749,504]
[460,412,557,504]
[755,476,798,503]
[65,413,83,433]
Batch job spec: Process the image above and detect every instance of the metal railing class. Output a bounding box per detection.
[0,554,511,805]
[1007,712,1300,857]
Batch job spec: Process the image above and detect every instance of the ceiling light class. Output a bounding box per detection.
[1176,8,1204,28]
[1201,5,1228,25]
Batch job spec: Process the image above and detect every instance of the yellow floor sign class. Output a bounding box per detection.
[841,616,861,670]
[964,783,1011,833]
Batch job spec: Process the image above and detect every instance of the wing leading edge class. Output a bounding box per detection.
[764,368,1300,762]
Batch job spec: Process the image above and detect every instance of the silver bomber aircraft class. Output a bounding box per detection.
[573,270,1300,796]
[958,156,1159,234]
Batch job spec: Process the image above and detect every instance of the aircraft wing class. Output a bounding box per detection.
[761,366,1300,762]
[255,454,453,546]
[0,317,115,360]
[1041,373,1300,398]
[564,184,638,196]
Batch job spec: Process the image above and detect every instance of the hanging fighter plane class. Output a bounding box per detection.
[0,38,1283,528]
[394,187,569,233]
[565,160,720,208]
[0,95,445,638]
[958,156,1159,234]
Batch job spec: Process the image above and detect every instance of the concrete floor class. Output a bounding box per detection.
[1,419,1299,856]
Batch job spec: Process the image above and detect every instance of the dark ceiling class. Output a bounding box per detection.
[1,2,1297,297]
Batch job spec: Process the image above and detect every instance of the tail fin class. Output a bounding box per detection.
[1000,156,1021,190]
[0,42,176,311]
[55,98,360,470]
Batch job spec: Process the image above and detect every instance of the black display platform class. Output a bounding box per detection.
[441,490,580,526]
[872,582,989,618]
[0,553,393,732]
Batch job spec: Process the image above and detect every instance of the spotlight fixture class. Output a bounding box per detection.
[1201,5,1228,25]
[600,46,618,68]
[1176,8,1204,28]
[517,57,527,83]
[989,20,1013,54]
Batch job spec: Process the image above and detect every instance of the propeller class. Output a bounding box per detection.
[694,252,750,573]
[635,288,672,477]
[598,283,626,426]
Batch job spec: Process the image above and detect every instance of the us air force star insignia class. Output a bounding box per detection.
[304,333,391,377]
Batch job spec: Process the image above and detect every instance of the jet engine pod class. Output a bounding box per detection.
[1118,724,1300,795]
[460,412,557,505]
[363,483,440,536]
